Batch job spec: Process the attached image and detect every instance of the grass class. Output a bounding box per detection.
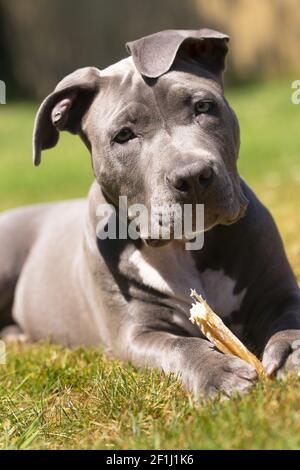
[2,344,300,450]
[0,79,300,449]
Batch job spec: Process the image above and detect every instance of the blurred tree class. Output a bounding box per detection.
[195,0,300,82]
[0,0,299,98]
[0,0,198,97]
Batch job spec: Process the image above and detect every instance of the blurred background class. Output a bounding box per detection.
[1,0,300,98]
[0,0,299,278]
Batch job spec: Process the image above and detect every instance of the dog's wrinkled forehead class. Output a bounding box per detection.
[98,55,224,127]
[99,57,152,111]
[97,47,226,134]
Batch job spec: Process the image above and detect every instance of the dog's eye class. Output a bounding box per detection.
[194,101,212,115]
[114,127,136,144]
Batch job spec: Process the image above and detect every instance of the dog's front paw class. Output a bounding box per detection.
[186,351,258,399]
[262,330,300,378]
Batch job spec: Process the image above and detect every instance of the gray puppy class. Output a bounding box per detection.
[1,29,300,398]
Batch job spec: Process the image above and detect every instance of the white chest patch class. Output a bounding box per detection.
[129,244,247,322]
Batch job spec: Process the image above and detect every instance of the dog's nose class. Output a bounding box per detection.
[166,163,214,195]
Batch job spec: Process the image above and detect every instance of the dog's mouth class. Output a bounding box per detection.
[125,181,249,247]
[141,208,246,247]
[136,210,210,248]
[144,238,171,248]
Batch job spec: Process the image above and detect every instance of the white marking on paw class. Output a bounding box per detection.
[0,325,28,343]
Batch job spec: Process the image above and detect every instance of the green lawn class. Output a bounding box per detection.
[0,80,300,449]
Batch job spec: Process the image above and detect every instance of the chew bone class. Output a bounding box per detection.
[190,290,265,377]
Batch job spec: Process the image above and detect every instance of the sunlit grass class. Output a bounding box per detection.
[1,344,300,449]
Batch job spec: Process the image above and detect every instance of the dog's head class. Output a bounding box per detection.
[33,29,248,244]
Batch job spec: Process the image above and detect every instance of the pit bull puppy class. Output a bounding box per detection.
[1,29,300,398]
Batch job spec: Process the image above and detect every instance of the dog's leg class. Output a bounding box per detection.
[0,213,20,331]
[0,206,45,334]
[125,329,258,398]
[260,296,300,378]
[116,299,258,399]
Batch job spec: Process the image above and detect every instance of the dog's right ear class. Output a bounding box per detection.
[33,67,101,166]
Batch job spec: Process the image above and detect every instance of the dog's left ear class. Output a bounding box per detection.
[33,67,101,166]
[127,29,229,80]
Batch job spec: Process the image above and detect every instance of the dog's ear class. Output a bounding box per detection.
[127,29,229,80]
[33,67,101,166]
